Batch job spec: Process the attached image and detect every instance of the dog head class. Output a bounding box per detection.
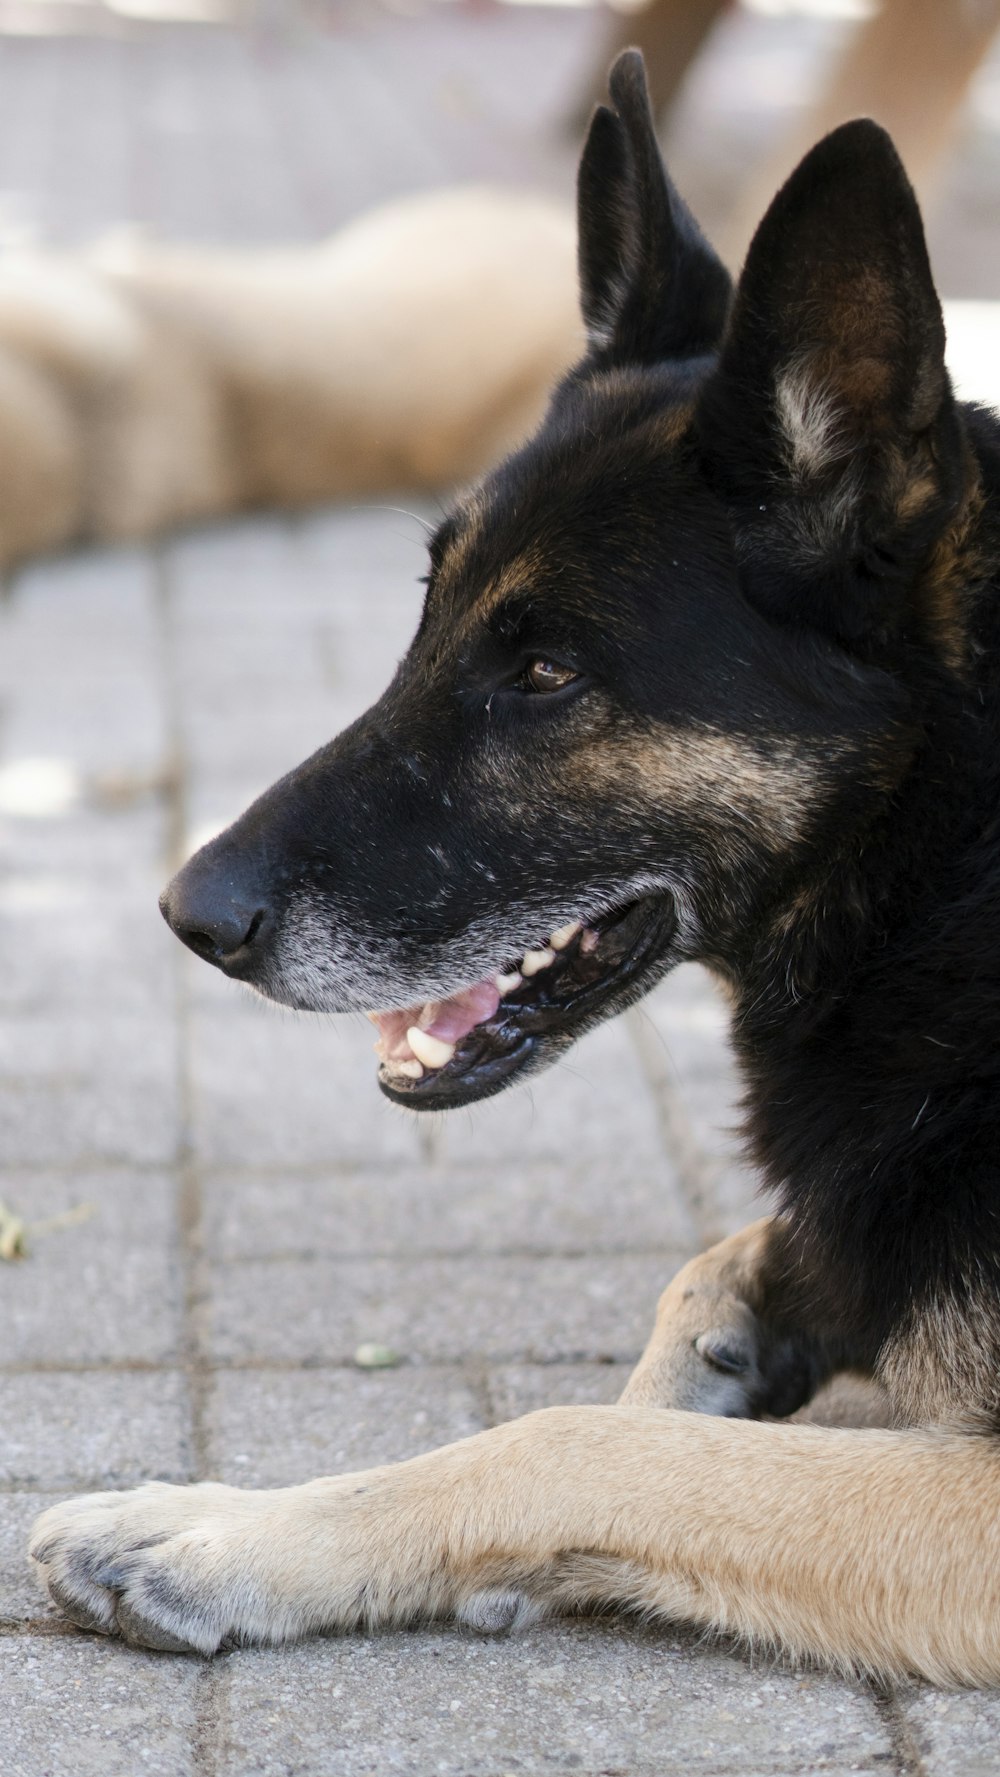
[161,52,976,1110]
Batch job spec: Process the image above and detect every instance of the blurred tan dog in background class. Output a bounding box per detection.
[0,187,579,573]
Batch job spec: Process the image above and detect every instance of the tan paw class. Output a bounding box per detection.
[30,1481,337,1655]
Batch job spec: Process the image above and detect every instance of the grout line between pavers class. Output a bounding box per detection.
[191,1663,223,1777]
[153,540,221,1777]
[0,1617,89,1639]
[189,1242,691,1264]
[625,1005,728,1249]
[152,541,212,1483]
[0,1154,695,1181]
[868,1679,930,1777]
[0,1355,638,1380]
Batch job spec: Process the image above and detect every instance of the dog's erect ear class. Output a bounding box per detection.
[576,50,731,369]
[698,120,969,649]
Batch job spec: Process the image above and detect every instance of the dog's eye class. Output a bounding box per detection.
[524,659,579,695]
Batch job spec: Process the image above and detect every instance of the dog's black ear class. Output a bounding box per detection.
[576,49,731,369]
[698,120,968,649]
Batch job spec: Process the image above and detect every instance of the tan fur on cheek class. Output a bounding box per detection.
[579,723,827,856]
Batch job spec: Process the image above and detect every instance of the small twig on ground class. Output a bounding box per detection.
[0,1200,95,1262]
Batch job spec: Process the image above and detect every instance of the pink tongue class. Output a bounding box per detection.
[371,979,502,1063]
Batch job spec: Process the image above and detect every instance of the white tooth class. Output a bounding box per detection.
[394,1058,424,1080]
[407,1026,457,1069]
[521,947,555,976]
[580,928,599,954]
[495,970,522,995]
[549,921,581,951]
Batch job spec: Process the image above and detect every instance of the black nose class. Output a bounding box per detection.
[159,855,271,970]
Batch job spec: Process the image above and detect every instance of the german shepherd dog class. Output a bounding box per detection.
[31,53,1000,1682]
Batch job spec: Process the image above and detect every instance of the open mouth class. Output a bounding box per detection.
[370,892,677,1109]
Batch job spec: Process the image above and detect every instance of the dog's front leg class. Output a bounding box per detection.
[620,1216,835,1416]
[31,1407,1000,1681]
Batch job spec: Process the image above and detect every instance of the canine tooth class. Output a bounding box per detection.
[579,928,599,954]
[549,921,581,951]
[406,1026,456,1069]
[393,1059,424,1080]
[521,947,555,976]
[495,970,522,995]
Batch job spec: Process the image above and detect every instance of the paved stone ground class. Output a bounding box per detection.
[2,5,1000,1775]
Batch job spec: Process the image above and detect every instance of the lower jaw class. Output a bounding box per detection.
[377,1027,540,1110]
[375,894,680,1111]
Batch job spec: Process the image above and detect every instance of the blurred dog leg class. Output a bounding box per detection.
[719,0,1000,267]
[566,0,727,138]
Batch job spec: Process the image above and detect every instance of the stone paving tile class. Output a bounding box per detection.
[187,997,422,1168]
[0,803,168,882]
[171,611,332,712]
[185,957,684,1182]
[216,1623,893,1777]
[429,1020,672,1172]
[635,965,764,1235]
[207,1252,681,1368]
[0,1494,65,1621]
[900,1686,1000,1774]
[177,689,342,787]
[0,1014,178,1169]
[487,1361,632,1422]
[205,1366,486,1488]
[0,1071,174,1170]
[3,1170,182,1365]
[0,1372,192,1491]
[164,517,399,766]
[202,1155,690,1261]
[0,548,168,779]
[0,884,173,1017]
[298,502,435,589]
[0,1635,198,1777]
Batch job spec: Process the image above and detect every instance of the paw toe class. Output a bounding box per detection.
[115,1597,204,1656]
[45,1574,116,1636]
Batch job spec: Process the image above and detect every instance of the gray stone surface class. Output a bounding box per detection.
[0,1015,178,1167]
[435,1020,678,1173]
[205,1366,486,1487]
[901,1686,1000,1774]
[187,999,423,1168]
[206,1251,682,1367]
[217,1626,894,1777]
[1,7,998,1774]
[3,1171,182,1364]
[0,1494,66,1620]
[0,1371,192,1490]
[487,1361,632,1422]
[202,1155,688,1259]
[0,1636,199,1777]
